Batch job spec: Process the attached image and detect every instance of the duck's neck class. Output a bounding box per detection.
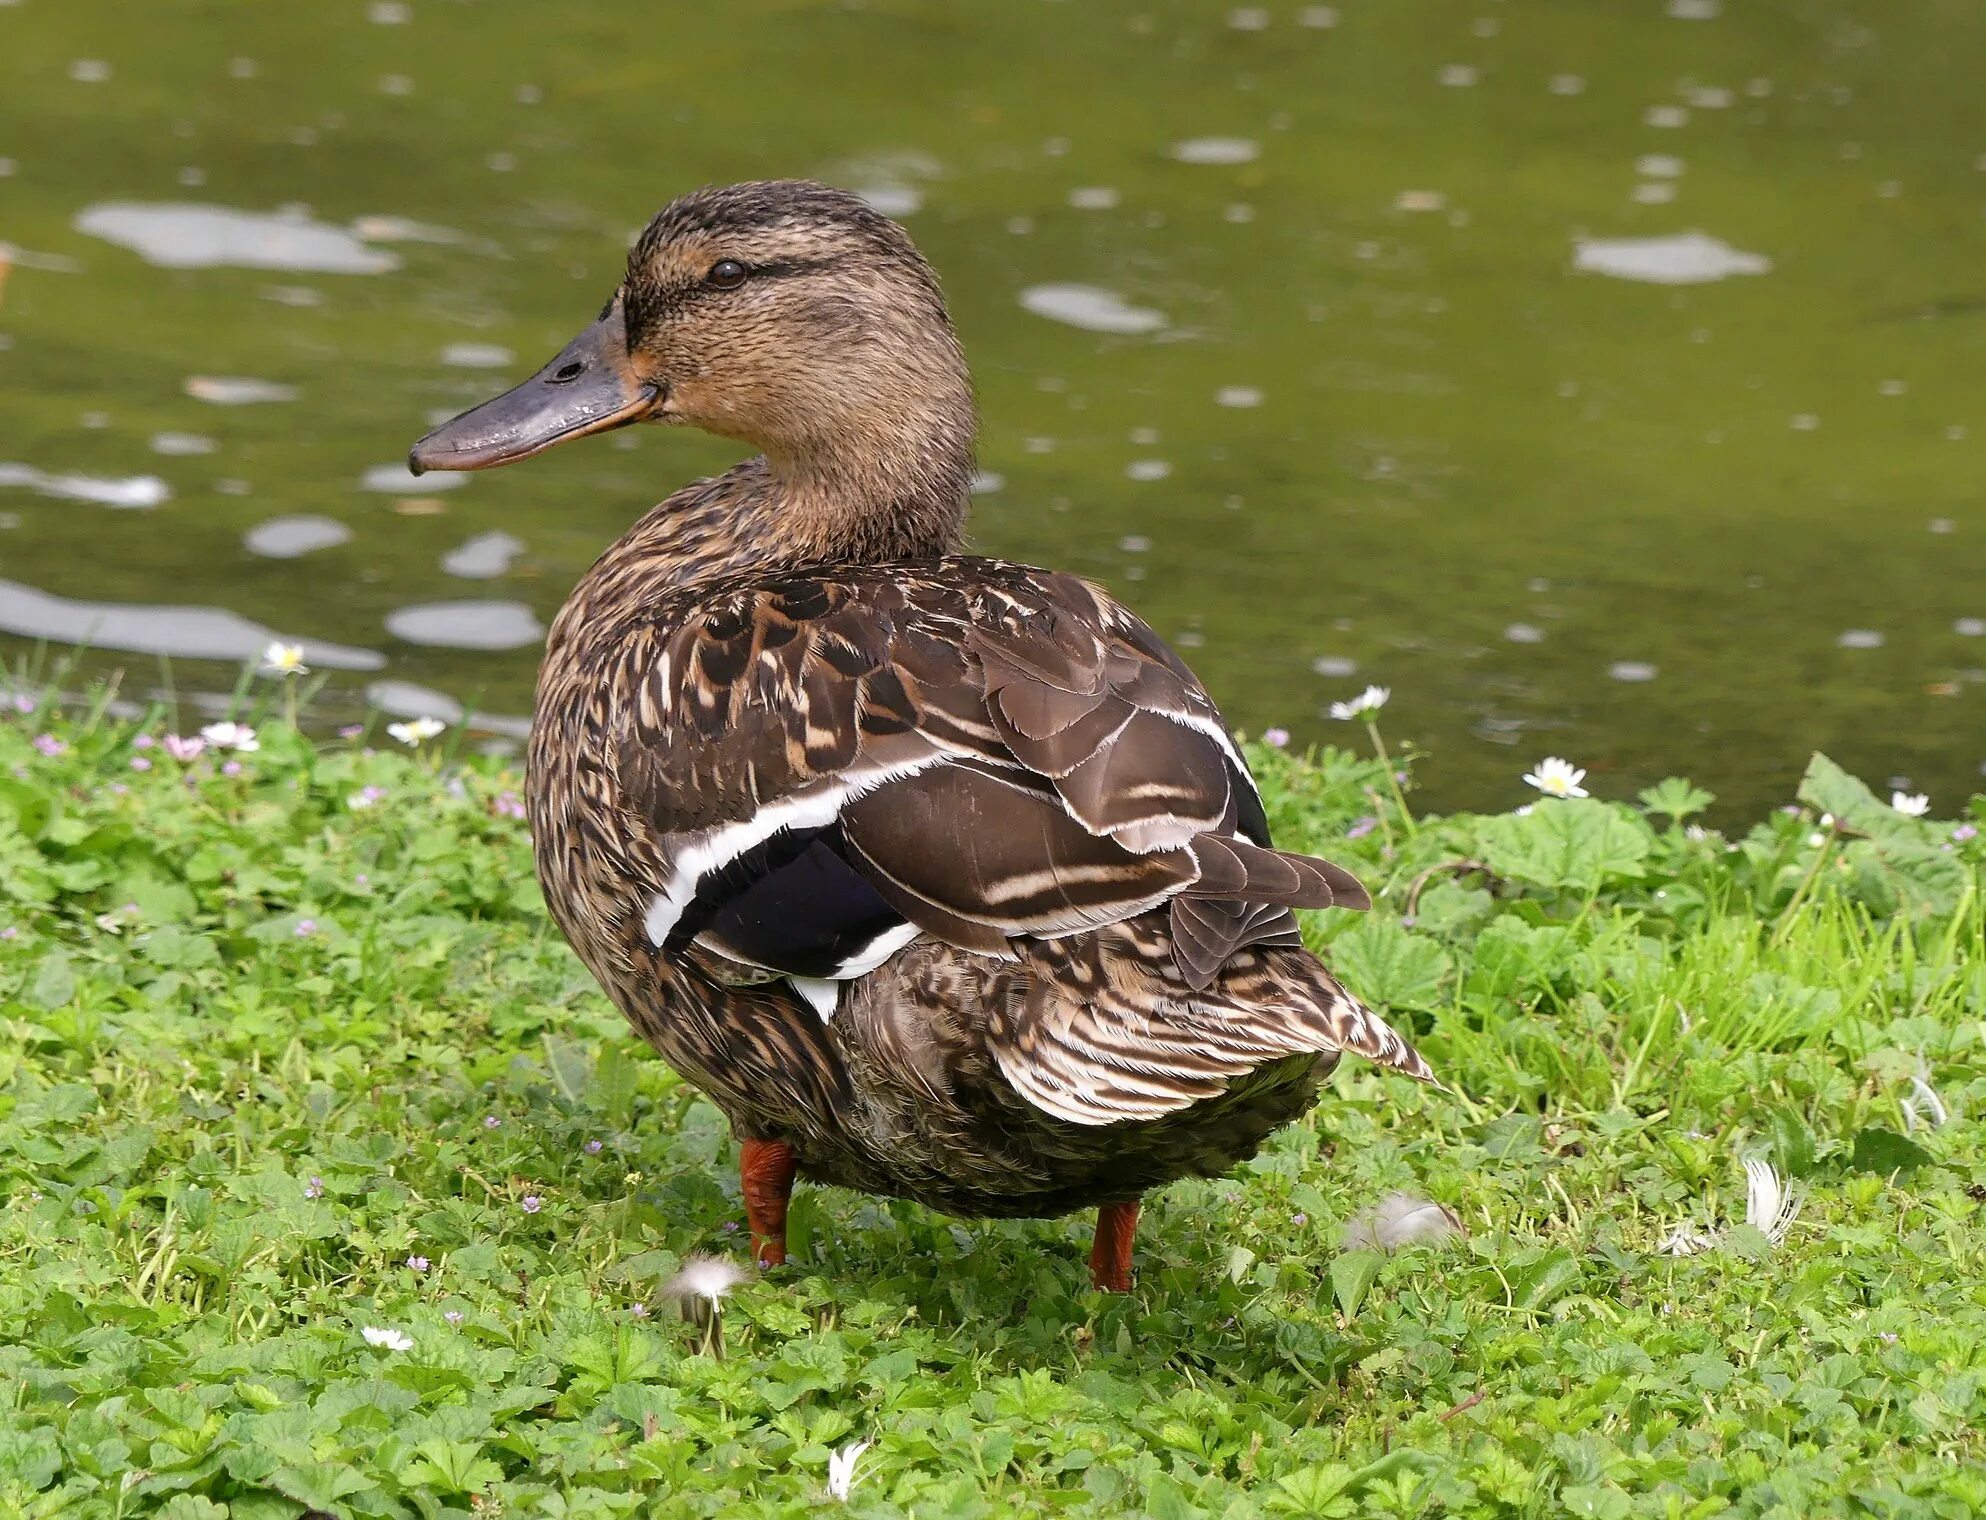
[761,388,976,566]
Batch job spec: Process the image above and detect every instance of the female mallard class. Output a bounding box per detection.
[409,180,1433,1290]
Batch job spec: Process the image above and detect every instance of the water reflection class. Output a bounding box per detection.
[384,601,544,650]
[0,464,168,508]
[242,515,353,559]
[74,204,402,274]
[1573,232,1772,284]
[440,531,525,579]
[0,578,383,670]
[1020,285,1167,334]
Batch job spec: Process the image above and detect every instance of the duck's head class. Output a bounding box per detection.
[409,180,974,498]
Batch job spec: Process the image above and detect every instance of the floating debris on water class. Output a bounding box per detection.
[361,463,466,493]
[149,432,216,456]
[75,203,403,273]
[185,375,299,405]
[440,342,515,370]
[1505,623,1545,644]
[1395,190,1447,213]
[0,464,169,509]
[1573,232,1771,284]
[1311,655,1357,678]
[1019,284,1167,334]
[1636,155,1685,178]
[1608,660,1659,682]
[1438,65,1479,88]
[1644,105,1690,128]
[1633,183,1678,204]
[1836,629,1884,649]
[1171,137,1260,165]
[244,514,352,559]
[385,600,544,650]
[0,577,382,668]
[1125,460,1172,481]
[1068,186,1120,210]
[969,471,1004,494]
[1549,74,1588,95]
[1216,386,1264,407]
[441,530,525,579]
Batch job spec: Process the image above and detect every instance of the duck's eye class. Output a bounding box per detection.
[705,259,748,291]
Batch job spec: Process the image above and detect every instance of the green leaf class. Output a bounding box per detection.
[1638,777,1715,822]
[1766,1107,1818,1178]
[1847,1127,1934,1175]
[1509,1248,1581,1311]
[1480,800,1652,892]
[1330,1249,1386,1318]
[1325,917,1452,1011]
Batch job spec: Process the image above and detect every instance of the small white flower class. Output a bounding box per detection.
[1327,685,1390,721]
[199,720,259,752]
[826,1439,872,1503]
[1341,1192,1463,1251]
[1685,824,1710,841]
[1890,790,1930,817]
[1522,756,1589,799]
[663,1253,751,1307]
[361,1326,413,1352]
[386,716,446,746]
[1743,1157,1801,1246]
[260,641,309,676]
[1902,1073,1948,1132]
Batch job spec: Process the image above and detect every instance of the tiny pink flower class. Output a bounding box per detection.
[162,734,205,762]
[32,734,64,757]
[521,1195,542,1214]
[1262,727,1290,748]
[1,926,18,940]
[1345,816,1378,840]
[444,1309,464,1325]
[483,1114,500,1129]
[1955,824,1979,843]
[222,760,243,777]
[1291,1212,1308,1227]
[406,1254,430,1272]
[10,694,34,714]
[133,733,155,749]
[294,918,318,937]
[584,1138,603,1155]
[304,1176,324,1199]
[339,724,364,739]
[494,791,526,820]
[130,756,152,771]
[629,1302,649,1318]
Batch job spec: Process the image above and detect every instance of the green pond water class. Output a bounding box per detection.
[3,0,1984,817]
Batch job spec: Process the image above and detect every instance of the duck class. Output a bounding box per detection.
[408,180,1435,1290]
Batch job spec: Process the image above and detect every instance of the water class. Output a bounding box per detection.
[3,0,1984,815]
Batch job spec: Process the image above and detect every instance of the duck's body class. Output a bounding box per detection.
[413,181,1433,1285]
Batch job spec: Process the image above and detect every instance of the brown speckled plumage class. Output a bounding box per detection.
[415,180,1435,1272]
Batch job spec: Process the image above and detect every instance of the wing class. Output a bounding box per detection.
[614,559,1367,1010]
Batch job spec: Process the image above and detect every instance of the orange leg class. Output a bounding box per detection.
[740,1137,798,1267]
[1089,1198,1142,1292]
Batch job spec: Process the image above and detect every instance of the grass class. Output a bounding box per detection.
[2,682,1984,1518]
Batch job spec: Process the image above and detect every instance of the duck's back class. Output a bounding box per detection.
[526,520,1429,1212]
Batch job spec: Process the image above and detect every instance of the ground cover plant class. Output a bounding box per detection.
[2,678,1984,1518]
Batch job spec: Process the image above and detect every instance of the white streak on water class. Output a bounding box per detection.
[0,577,383,669]
[1020,283,1168,334]
[1573,232,1771,284]
[75,202,402,273]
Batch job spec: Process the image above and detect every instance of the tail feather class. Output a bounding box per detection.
[985,921,1440,1127]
